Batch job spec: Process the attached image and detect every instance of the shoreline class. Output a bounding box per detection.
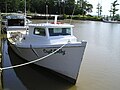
[1,13,103,21]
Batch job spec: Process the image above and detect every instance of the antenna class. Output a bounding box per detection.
[70,4,76,24]
[46,5,48,23]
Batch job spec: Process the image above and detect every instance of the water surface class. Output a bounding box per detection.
[1,20,120,90]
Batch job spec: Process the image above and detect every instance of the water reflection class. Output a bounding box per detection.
[2,40,74,90]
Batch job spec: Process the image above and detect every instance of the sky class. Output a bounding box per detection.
[86,0,120,16]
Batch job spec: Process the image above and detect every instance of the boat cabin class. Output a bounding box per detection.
[28,23,74,38]
[2,14,25,26]
[2,14,31,26]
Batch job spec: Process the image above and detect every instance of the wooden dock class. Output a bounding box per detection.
[0,53,2,90]
[0,13,3,89]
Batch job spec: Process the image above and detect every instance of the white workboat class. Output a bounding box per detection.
[7,16,87,84]
[1,13,32,34]
[102,18,120,24]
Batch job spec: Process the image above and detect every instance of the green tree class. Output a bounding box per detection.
[64,0,75,15]
[0,0,93,15]
[75,0,93,15]
[6,0,19,12]
[109,0,119,20]
[96,3,102,17]
[86,3,93,13]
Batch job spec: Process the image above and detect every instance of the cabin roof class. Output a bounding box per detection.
[28,23,74,28]
[4,14,25,19]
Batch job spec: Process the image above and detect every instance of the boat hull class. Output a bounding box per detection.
[9,42,87,84]
[103,20,120,24]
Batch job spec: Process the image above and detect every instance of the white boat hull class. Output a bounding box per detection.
[9,42,86,84]
[103,20,120,24]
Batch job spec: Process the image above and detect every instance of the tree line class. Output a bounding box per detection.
[0,0,93,15]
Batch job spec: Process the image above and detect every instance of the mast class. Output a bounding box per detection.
[25,0,27,26]
[25,0,28,35]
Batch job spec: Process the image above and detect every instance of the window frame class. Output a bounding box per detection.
[34,27,46,36]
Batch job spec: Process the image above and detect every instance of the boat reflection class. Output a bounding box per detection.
[2,40,74,90]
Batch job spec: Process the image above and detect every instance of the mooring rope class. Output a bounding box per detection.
[0,43,67,71]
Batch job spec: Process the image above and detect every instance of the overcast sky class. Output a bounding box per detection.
[86,0,120,15]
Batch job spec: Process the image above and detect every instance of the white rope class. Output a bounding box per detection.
[0,43,67,71]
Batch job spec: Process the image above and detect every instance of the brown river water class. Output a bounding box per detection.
[0,20,120,90]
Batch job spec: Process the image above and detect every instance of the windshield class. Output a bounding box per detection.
[8,19,24,26]
[49,28,71,36]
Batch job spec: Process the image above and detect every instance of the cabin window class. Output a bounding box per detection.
[8,19,24,26]
[34,27,46,36]
[49,28,71,36]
